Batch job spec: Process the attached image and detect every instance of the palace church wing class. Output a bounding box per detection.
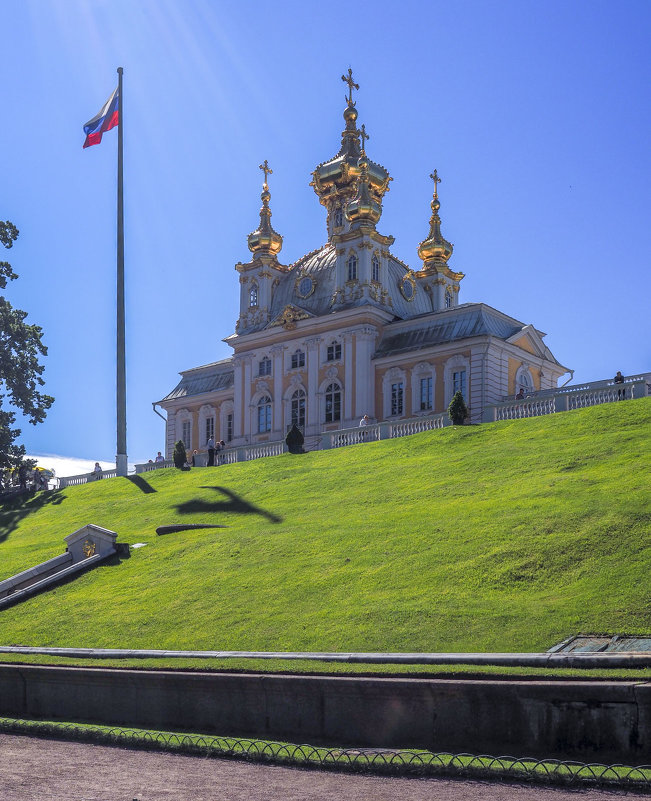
[157,74,568,456]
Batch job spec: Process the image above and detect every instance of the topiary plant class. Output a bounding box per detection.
[173,440,187,469]
[448,390,468,425]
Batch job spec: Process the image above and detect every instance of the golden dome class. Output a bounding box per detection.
[248,161,283,257]
[417,169,453,266]
[346,156,382,226]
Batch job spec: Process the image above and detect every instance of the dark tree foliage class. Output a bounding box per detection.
[0,221,54,469]
[173,440,187,469]
[448,390,468,426]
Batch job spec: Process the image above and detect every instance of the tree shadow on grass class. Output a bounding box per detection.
[0,490,66,545]
[174,486,282,524]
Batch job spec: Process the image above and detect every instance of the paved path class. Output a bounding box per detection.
[0,734,647,801]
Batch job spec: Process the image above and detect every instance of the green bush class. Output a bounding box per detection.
[448,391,468,425]
[172,440,187,469]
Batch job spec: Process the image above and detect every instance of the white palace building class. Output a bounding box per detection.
[156,74,570,458]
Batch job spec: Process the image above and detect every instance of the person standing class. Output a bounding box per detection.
[614,370,625,399]
[92,462,103,480]
[207,435,215,466]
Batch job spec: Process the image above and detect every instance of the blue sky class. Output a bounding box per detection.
[3,0,650,467]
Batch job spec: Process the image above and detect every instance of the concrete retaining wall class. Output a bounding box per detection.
[0,664,648,762]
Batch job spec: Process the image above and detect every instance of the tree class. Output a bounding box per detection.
[0,221,54,470]
[448,390,468,426]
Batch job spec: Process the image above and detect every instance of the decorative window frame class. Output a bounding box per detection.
[219,400,234,443]
[445,287,453,309]
[324,338,343,364]
[371,251,381,283]
[333,206,344,229]
[175,408,192,450]
[295,274,316,299]
[318,375,343,424]
[284,381,307,431]
[198,404,216,447]
[515,364,534,395]
[410,362,435,415]
[258,355,272,377]
[250,390,273,434]
[444,354,471,406]
[398,271,416,301]
[382,366,407,419]
[346,250,358,283]
[249,282,259,308]
[290,348,306,370]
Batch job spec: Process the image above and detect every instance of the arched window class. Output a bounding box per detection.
[334,207,343,228]
[324,383,341,423]
[291,388,306,429]
[258,356,272,376]
[372,253,380,282]
[515,366,534,396]
[347,253,358,282]
[257,395,272,433]
[249,283,258,308]
[445,289,452,309]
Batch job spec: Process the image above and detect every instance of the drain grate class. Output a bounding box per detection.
[549,634,651,653]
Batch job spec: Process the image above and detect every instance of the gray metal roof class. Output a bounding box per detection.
[374,304,525,357]
[159,360,234,403]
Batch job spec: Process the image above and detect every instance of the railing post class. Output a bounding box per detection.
[378,422,390,440]
[554,393,569,412]
[236,447,246,462]
[482,405,496,423]
[321,433,332,450]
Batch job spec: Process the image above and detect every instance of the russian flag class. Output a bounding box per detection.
[83,87,119,148]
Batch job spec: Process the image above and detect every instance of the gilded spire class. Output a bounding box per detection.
[341,68,359,106]
[247,161,283,257]
[417,169,453,267]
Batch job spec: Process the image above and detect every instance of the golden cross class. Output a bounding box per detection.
[341,68,359,105]
[259,159,272,188]
[360,124,369,153]
[430,169,441,197]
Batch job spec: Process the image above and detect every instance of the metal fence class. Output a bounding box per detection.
[1,718,648,790]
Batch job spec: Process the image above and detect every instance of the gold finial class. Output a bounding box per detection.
[430,169,441,198]
[360,124,369,154]
[259,159,272,189]
[341,68,359,106]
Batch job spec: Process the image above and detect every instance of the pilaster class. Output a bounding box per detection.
[306,336,321,435]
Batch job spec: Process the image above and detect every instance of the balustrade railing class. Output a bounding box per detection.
[323,413,449,450]
[58,470,118,488]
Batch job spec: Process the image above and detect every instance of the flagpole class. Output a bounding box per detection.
[116,66,127,477]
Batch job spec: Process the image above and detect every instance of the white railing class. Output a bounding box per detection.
[323,413,449,450]
[136,459,175,473]
[487,375,650,422]
[241,441,287,461]
[58,470,118,488]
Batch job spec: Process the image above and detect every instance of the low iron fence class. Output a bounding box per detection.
[0,717,648,790]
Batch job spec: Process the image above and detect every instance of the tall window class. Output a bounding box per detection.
[445,289,452,309]
[226,413,233,442]
[391,382,404,416]
[181,421,191,450]
[258,356,272,376]
[347,253,358,282]
[291,389,306,428]
[257,395,272,433]
[516,369,533,396]
[291,349,305,369]
[420,377,433,411]
[325,383,341,422]
[453,370,467,399]
[334,207,343,227]
[326,341,341,361]
[372,254,380,282]
[249,283,258,307]
[205,416,215,443]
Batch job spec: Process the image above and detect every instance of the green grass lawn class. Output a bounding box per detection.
[1,399,649,655]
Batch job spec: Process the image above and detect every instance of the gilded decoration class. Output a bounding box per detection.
[82,539,96,558]
[399,271,417,301]
[271,305,310,330]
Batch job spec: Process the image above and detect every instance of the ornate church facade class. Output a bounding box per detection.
[157,72,568,456]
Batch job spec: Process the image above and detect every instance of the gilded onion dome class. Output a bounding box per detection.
[310,70,392,207]
[247,160,283,257]
[346,152,382,226]
[417,169,454,267]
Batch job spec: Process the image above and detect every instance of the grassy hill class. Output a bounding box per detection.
[0,399,649,655]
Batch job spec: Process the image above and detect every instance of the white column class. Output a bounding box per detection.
[233,356,244,440]
[243,355,253,441]
[343,330,354,425]
[271,344,284,438]
[306,336,321,435]
[435,279,445,310]
[354,327,378,418]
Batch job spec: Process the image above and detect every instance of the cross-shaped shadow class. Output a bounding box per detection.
[174,486,281,524]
